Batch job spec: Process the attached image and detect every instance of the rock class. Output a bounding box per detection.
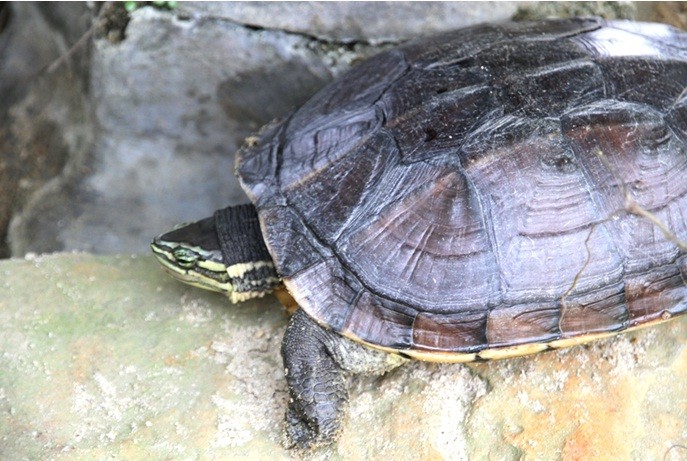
[651,2,687,30]
[1,254,686,459]
[181,2,521,44]
[0,3,92,258]
[513,1,638,21]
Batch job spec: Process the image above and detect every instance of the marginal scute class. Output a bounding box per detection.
[605,20,687,51]
[572,24,684,59]
[595,58,687,110]
[237,18,687,355]
[486,303,560,346]
[287,49,408,128]
[502,16,601,38]
[558,283,628,336]
[401,24,502,68]
[412,311,486,352]
[236,117,287,207]
[341,291,414,350]
[679,254,687,281]
[624,264,687,323]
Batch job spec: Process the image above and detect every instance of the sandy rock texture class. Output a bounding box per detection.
[1,254,686,460]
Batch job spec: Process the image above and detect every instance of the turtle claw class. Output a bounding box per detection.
[285,406,313,448]
[285,405,340,449]
[283,376,345,448]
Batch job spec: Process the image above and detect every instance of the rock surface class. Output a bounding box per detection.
[0,3,92,258]
[1,254,686,460]
[181,2,521,44]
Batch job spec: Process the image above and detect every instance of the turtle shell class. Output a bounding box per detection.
[237,18,687,361]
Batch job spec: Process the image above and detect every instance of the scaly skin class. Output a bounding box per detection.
[281,310,407,448]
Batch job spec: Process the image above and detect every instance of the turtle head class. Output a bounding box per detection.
[151,205,281,303]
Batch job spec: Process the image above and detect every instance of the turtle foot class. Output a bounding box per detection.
[281,310,347,449]
[285,404,341,449]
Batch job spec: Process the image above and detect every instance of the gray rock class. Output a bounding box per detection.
[78,8,338,253]
[182,1,521,44]
[513,1,638,21]
[0,3,92,257]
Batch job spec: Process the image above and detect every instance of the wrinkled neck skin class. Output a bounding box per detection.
[151,204,282,304]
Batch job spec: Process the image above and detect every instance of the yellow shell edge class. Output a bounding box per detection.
[340,314,678,363]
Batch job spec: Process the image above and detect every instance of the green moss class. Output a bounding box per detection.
[124,1,177,13]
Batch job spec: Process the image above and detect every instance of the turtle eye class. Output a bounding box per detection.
[173,247,198,269]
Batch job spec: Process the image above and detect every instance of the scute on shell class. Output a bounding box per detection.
[237,18,687,357]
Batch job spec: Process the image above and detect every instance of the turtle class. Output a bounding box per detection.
[151,17,687,448]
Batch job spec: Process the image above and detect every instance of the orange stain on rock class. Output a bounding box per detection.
[481,347,651,460]
[559,379,642,461]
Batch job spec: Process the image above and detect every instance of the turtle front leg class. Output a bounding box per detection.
[281,309,407,448]
[281,310,345,448]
